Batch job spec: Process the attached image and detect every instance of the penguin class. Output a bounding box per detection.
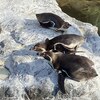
[40,51,98,94]
[31,34,84,54]
[36,13,71,32]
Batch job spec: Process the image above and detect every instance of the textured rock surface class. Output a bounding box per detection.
[0,0,100,100]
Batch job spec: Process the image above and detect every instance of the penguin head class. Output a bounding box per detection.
[30,42,46,52]
[57,22,71,31]
[73,67,98,81]
[87,68,98,79]
[30,38,50,53]
[62,22,71,29]
[40,51,63,64]
[81,67,98,79]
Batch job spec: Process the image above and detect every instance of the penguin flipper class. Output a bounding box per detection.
[58,71,66,94]
[62,69,80,82]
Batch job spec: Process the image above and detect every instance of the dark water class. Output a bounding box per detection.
[57,0,100,35]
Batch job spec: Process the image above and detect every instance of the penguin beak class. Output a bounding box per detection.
[68,23,71,27]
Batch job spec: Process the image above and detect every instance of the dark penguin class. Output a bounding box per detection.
[36,13,71,32]
[40,51,98,94]
[31,34,84,54]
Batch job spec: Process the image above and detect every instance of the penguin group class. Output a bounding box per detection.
[30,12,98,94]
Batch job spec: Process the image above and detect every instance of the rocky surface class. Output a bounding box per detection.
[0,0,100,100]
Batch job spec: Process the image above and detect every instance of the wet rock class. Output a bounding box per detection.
[0,87,8,100]
[5,88,14,97]
[0,27,2,34]
[24,87,54,100]
[25,88,43,100]
[0,41,5,48]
